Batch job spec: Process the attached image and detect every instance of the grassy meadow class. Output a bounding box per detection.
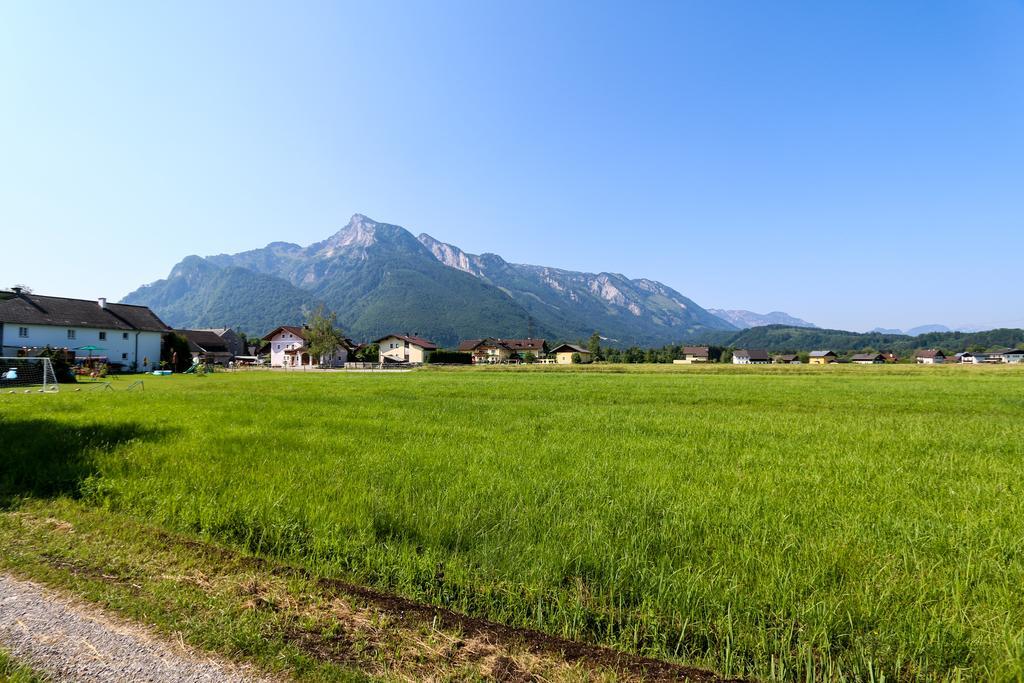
[2,364,1023,680]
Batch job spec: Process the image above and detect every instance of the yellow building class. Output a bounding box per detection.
[374,334,438,364]
[808,350,836,365]
[551,343,592,364]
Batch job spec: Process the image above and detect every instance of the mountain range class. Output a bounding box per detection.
[706,309,817,330]
[123,214,740,346]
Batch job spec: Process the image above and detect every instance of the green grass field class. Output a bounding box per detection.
[3,365,1023,680]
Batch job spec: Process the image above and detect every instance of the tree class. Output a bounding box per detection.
[305,306,345,366]
[354,343,379,363]
[587,331,602,361]
[523,351,536,363]
[571,352,582,364]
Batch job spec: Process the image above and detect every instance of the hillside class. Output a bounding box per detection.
[124,214,735,345]
[417,233,734,345]
[708,325,1024,355]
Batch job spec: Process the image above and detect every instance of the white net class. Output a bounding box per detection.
[0,357,59,393]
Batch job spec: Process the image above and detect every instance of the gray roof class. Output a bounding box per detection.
[734,348,770,360]
[809,350,835,357]
[175,329,231,354]
[851,353,884,361]
[551,343,590,354]
[0,292,169,333]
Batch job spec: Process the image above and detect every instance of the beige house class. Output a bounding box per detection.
[675,346,709,364]
[551,343,592,364]
[375,334,438,364]
[808,350,837,365]
[457,338,548,364]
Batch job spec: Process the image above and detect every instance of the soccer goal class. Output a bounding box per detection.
[0,357,59,393]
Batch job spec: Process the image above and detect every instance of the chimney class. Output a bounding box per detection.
[12,286,22,295]
[98,297,107,309]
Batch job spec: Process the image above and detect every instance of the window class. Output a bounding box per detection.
[18,327,28,338]
[67,329,76,340]
[122,353,128,360]
[122,332,129,340]
[99,331,107,341]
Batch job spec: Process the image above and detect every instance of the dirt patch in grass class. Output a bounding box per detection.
[2,505,733,682]
[161,529,729,682]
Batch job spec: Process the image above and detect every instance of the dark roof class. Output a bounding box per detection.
[551,343,590,354]
[458,337,546,353]
[374,334,438,350]
[851,353,884,361]
[809,350,836,357]
[262,325,307,342]
[915,349,945,358]
[0,292,169,332]
[734,348,770,360]
[175,329,231,354]
[683,346,709,356]
[774,354,799,362]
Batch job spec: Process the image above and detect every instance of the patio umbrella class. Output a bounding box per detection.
[75,345,105,361]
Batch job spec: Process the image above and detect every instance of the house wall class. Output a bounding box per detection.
[379,337,428,363]
[916,357,944,364]
[732,356,750,365]
[1,323,160,371]
[809,357,830,365]
[555,350,591,364]
[269,331,305,367]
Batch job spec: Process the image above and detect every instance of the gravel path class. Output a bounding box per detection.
[0,574,270,682]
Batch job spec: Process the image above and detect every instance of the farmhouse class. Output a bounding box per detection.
[376,334,438,364]
[263,325,354,368]
[851,353,885,364]
[175,328,240,366]
[458,338,547,364]
[915,349,946,364]
[678,346,710,363]
[0,287,168,371]
[732,349,771,364]
[551,343,592,364]
[773,354,801,364]
[999,349,1024,364]
[808,350,837,365]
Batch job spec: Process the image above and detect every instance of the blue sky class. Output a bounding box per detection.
[2,1,1022,332]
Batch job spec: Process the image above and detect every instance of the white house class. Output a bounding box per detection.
[732,349,771,364]
[851,353,885,364]
[1002,349,1024,364]
[915,349,946,364]
[375,334,438,364]
[262,325,353,368]
[0,288,168,371]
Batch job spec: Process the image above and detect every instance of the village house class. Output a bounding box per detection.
[732,349,771,364]
[808,350,837,365]
[262,325,354,368]
[773,354,801,364]
[915,349,946,364]
[375,334,438,364]
[851,353,885,364]
[882,352,899,363]
[674,346,710,364]
[551,343,592,364]
[0,287,168,371]
[175,329,240,366]
[999,348,1024,364]
[457,338,547,364]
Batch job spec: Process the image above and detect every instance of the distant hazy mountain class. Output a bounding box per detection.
[905,324,951,336]
[124,214,735,345]
[707,309,817,330]
[870,324,954,336]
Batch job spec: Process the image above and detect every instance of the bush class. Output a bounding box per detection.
[427,350,473,364]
